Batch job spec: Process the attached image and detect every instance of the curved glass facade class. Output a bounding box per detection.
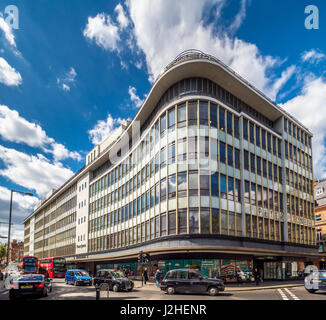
[87,82,315,253]
[24,55,316,269]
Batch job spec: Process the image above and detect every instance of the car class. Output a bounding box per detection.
[304,269,326,293]
[93,269,134,292]
[160,269,225,296]
[8,274,52,300]
[65,269,92,286]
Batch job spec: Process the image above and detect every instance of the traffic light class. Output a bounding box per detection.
[144,253,150,263]
[138,251,143,264]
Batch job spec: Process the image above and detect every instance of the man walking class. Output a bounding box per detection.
[253,268,261,286]
[144,267,149,285]
[154,269,162,288]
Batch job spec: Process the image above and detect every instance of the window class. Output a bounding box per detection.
[189,172,198,196]
[220,142,226,164]
[189,271,201,279]
[178,104,186,127]
[234,117,239,138]
[178,209,187,234]
[316,187,324,196]
[168,142,176,164]
[211,173,219,197]
[227,145,233,167]
[228,177,234,201]
[178,171,187,197]
[188,101,197,125]
[168,174,176,199]
[199,101,208,125]
[189,209,199,233]
[256,127,260,147]
[160,114,166,137]
[168,210,176,235]
[210,103,217,128]
[200,174,209,196]
[243,119,248,140]
[250,123,254,144]
[188,136,197,160]
[201,209,210,234]
[177,138,187,161]
[168,108,175,132]
[155,183,160,205]
[160,147,166,168]
[150,187,155,208]
[227,111,233,135]
[160,178,167,201]
[250,154,255,173]
[219,107,225,131]
[220,174,227,199]
[160,213,166,236]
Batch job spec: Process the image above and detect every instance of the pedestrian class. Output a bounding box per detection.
[253,268,261,286]
[154,268,162,288]
[143,267,149,285]
[236,268,244,285]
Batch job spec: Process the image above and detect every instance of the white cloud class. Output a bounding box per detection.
[301,49,326,64]
[0,57,22,86]
[115,3,129,29]
[228,0,248,35]
[128,86,143,108]
[83,13,120,52]
[0,146,75,197]
[280,77,326,178]
[0,15,16,47]
[50,143,82,162]
[88,113,128,145]
[61,83,70,91]
[0,105,81,161]
[57,67,77,91]
[126,0,291,100]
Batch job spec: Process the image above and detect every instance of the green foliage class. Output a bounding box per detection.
[0,243,7,262]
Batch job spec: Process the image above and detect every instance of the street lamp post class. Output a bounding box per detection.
[6,189,33,268]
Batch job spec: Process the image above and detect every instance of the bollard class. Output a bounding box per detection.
[96,286,100,300]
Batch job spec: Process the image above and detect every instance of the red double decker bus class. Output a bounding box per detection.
[21,256,39,274]
[38,257,66,278]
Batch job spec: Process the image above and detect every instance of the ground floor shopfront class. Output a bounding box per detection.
[66,236,321,281]
[72,255,315,282]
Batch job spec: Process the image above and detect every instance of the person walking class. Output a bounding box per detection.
[154,269,162,288]
[143,267,149,285]
[236,268,244,285]
[253,268,261,286]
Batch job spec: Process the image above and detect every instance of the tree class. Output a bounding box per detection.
[0,243,7,264]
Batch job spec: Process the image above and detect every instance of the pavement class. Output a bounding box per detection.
[133,279,304,292]
[0,280,7,293]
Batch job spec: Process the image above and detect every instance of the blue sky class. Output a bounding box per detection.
[0,0,326,240]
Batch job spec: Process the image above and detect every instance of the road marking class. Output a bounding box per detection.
[284,288,300,300]
[277,289,289,300]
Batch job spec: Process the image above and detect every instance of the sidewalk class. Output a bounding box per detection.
[133,279,304,292]
[0,280,7,293]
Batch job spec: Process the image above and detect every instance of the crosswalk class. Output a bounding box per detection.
[277,288,300,300]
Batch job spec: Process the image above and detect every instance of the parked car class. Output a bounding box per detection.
[8,274,52,300]
[65,269,92,286]
[93,269,134,292]
[305,270,326,293]
[160,269,225,296]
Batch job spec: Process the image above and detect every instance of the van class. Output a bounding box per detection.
[65,269,92,286]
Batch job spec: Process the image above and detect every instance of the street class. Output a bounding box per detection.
[1,279,326,300]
